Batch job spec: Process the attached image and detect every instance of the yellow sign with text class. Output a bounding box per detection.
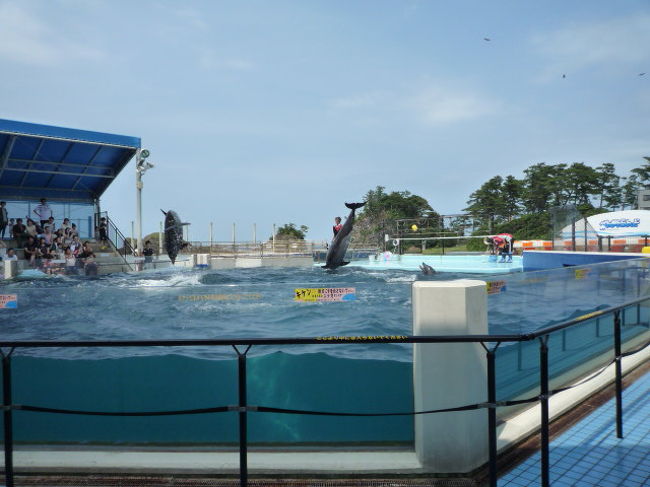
[294,287,356,302]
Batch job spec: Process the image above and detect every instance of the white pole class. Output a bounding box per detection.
[232,222,236,255]
[253,223,257,245]
[159,221,163,254]
[131,220,135,253]
[272,224,276,253]
[135,148,143,255]
[209,222,213,254]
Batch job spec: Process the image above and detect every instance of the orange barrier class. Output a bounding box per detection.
[514,240,554,251]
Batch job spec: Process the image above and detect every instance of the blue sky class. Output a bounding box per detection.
[1,0,649,241]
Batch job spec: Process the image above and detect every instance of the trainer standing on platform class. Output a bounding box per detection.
[33,198,53,227]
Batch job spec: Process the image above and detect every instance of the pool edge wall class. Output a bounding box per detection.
[1,352,413,445]
[523,250,645,271]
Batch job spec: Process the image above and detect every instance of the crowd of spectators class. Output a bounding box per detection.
[0,199,99,276]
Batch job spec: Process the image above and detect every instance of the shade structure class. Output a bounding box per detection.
[0,119,140,203]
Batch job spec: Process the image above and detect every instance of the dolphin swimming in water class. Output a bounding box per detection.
[161,209,189,264]
[323,202,366,269]
[419,262,436,275]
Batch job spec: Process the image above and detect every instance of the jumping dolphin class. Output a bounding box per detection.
[323,202,366,269]
[161,209,189,264]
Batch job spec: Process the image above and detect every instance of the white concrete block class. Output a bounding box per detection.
[412,279,488,472]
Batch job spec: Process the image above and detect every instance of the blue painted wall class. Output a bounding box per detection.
[523,251,642,271]
[1,352,414,445]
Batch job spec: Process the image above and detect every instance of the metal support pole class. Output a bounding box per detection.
[614,310,623,438]
[561,329,567,351]
[539,336,550,487]
[232,223,236,256]
[571,220,576,251]
[135,167,143,254]
[485,343,500,487]
[159,221,163,255]
[2,349,15,487]
[234,345,251,487]
[209,222,213,254]
[517,341,523,371]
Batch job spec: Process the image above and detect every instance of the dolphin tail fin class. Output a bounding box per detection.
[341,261,350,266]
[345,202,366,210]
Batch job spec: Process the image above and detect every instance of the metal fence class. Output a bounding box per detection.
[0,295,648,487]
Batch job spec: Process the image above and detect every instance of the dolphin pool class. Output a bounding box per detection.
[0,261,648,445]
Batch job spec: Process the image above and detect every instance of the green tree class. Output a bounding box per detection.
[621,175,640,209]
[355,186,439,246]
[631,157,650,188]
[275,223,308,240]
[464,176,506,230]
[595,163,622,209]
[561,163,600,206]
[501,175,523,221]
[521,163,564,212]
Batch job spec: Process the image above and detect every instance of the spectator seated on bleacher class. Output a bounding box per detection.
[25,218,39,239]
[23,236,38,266]
[43,216,56,233]
[12,218,26,248]
[3,248,17,261]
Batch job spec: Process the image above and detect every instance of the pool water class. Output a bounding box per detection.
[0,260,640,361]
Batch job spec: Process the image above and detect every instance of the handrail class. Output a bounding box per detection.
[95,211,134,271]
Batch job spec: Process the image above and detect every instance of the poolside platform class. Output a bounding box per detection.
[498,368,649,487]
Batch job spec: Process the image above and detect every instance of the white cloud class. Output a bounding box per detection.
[330,83,501,126]
[198,48,253,71]
[173,7,208,31]
[330,91,389,109]
[0,1,105,66]
[533,14,650,81]
[409,86,500,125]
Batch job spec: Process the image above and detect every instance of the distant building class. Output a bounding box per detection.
[638,189,650,210]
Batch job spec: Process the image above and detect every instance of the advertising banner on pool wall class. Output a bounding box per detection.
[586,210,650,237]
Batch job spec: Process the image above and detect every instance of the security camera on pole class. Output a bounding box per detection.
[135,148,154,256]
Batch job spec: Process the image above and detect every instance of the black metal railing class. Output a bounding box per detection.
[95,212,135,271]
[1,296,649,487]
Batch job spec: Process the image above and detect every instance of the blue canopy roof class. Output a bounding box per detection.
[0,119,140,203]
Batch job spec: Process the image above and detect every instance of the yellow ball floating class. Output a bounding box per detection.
[411,224,418,231]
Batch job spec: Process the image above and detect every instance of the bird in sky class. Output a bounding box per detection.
[640,73,646,76]
[483,37,491,41]
[562,74,566,78]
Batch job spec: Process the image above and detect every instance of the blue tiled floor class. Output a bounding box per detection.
[499,370,650,486]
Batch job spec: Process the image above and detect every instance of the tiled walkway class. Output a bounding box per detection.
[499,370,650,486]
